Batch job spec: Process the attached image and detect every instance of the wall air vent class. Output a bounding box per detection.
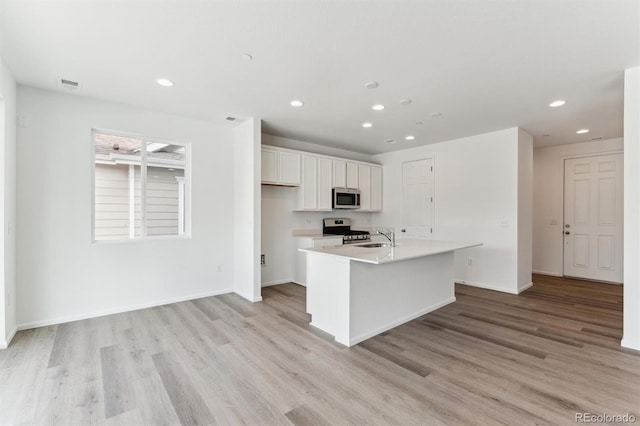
[590,136,604,141]
[59,78,80,91]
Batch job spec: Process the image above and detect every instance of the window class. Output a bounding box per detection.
[93,130,189,241]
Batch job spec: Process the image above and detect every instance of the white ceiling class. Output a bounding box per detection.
[1,0,638,154]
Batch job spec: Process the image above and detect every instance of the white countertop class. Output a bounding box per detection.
[299,238,482,264]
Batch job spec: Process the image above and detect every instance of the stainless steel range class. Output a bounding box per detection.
[322,218,371,244]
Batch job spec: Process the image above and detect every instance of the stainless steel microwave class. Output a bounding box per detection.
[332,187,360,209]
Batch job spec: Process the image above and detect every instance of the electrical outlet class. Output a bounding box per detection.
[467,258,473,267]
[550,218,558,225]
[216,264,222,272]
[499,219,509,227]
[260,254,265,266]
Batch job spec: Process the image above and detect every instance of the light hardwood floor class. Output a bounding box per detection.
[0,275,638,425]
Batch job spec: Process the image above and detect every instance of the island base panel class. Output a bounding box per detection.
[306,251,456,347]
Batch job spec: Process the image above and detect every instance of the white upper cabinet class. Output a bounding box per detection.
[261,146,301,186]
[261,148,279,184]
[346,162,359,188]
[297,155,318,210]
[357,164,383,212]
[333,160,346,188]
[370,165,383,211]
[358,164,371,210]
[263,145,382,212]
[318,158,333,210]
[279,151,302,185]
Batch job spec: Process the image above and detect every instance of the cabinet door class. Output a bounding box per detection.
[371,166,383,211]
[318,158,333,210]
[279,151,301,186]
[358,164,371,211]
[261,148,278,183]
[346,162,359,188]
[300,156,318,210]
[333,160,346,188]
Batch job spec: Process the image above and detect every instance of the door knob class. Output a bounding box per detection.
[565,231,570,235]
[401,229,406,233]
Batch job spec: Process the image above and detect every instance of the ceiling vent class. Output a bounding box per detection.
[590,136,604,141]
[59,78,80,91]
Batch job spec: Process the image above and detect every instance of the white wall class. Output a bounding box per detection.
[532,137,624,276]
[517,129,533,289]
[16,86,236,328]
[0,58,17,348]
[373,127,531,294]
[233,118,262,301]
[260,135,376,286]
[623,67,639,350]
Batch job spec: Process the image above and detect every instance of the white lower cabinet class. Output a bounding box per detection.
[293,237,343,286]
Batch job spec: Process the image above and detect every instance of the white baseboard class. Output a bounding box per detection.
[456,280,521,295]
[347,297,456,346]
[234,291,263,303]
[261,279,291,287]
[0,326,18,349]
[17,288,234,331]
[517,282,534,294]
[532,270,563,277]
[621,338,640,351]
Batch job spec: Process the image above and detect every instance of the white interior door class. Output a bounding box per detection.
[402,159,434,237]
[563,154,623,283]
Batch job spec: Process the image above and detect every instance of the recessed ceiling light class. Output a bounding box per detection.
[576,129,590,134]
[290,100,304,107]
[416,121,423,125]
[362,122,373,128]
[168,168,175,171]
[405,135,415,141]
[372,104,385,111]
[399,99,412,106]
[241,53,253,61]
[549,100,566,107]
[385,139,396,144]
[430,112,442,117]
[156,78,174,87]
[365,81,379,89]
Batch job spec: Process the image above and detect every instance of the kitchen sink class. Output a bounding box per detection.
[356,242,393,248]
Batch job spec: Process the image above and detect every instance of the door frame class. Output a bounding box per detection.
[561,150,624,281]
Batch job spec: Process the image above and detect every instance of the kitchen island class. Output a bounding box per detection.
[299,238,481,346]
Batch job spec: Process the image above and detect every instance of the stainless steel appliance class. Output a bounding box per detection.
[323,218,371,244]
[332,187,360,209]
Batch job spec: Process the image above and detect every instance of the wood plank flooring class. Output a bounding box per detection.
[0,275,638,425]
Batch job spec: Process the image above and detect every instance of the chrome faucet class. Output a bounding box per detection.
[376,229,395,247]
